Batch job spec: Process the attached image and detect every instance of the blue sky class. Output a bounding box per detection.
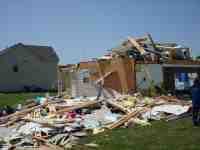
[0,0,199,64]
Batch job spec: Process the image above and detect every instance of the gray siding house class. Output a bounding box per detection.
[0,43,59,92]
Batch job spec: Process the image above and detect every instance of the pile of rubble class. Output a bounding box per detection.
[110,33,191,62]
[0,33,195,149]
[0,91,192,150]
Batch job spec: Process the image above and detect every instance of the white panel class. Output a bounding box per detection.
[136,64,163,90]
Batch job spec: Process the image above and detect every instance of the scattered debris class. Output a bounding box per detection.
[0,33,195,149]
[0,93,192,149]
[85,143,99,148]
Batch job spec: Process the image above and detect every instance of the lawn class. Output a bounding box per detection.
[0,92,56,106]
[73,118,200,150]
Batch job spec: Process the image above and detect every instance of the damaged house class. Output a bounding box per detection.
[58,34,200,97]
[0,35,196,150]
[0,43,59,92]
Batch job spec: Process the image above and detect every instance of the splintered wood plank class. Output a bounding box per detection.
[128,36,146,55]
[56,101,100,114]
[33,136,65,150]
[108,108,148,129]
[108,110,140,129]
[106,99,128,113]
[146,33,157,51]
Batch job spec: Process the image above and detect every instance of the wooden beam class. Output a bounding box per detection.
[106,99,128,113]
[0,99,62,124]
[135,36,148,42]
[95,70,114,84]
[146,33,157,51]
[78,61,98,70]
[33,136,65,150]
[128,36,146,55]
[108,109,141,129]
[108,108,148,129]
[56,101,100,114]
[155,45,189,50]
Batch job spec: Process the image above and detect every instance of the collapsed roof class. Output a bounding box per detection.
[110,34,191,62]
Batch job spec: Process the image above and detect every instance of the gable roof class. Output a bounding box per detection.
[0,43,59,63]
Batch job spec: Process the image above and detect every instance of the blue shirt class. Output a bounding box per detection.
[191,86,200,106]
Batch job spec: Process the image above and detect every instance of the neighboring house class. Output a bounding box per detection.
[0,43,59,92]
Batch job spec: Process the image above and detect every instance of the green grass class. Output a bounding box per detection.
[0,92,56,107]
[73,118,200,150]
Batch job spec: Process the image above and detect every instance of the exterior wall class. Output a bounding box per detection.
[76,57,136,94]
[98,57,135,94]
[0,46,58,92]
[104,72,122,93]
[123,58,136,93]
[136,64,163,90]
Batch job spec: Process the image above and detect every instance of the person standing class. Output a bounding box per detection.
[191,78,200,126]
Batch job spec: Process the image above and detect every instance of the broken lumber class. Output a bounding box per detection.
[108,108,147,129]
[166,112,192,121]
[33,136,65,150]
[128,36,146,55]
[135,36,148,42]
[146,33,157,51]
[24,118,75,128]
[155,45,188,50]
[0,99,62,122]
[95,70,114,84]
[0,117,21,127]
[57,101,100,114]
[106,99,128,113]
[0,105,43,122]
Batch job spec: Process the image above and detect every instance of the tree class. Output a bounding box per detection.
[196,56,200,60]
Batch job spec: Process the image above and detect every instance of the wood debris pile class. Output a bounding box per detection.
[110,33,191,62]
[0,92,192,150]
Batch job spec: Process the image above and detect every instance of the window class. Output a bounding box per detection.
[83,77,90,83]
[79,69,90,83]
[174,72,198,90]
[13,65,19,72]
